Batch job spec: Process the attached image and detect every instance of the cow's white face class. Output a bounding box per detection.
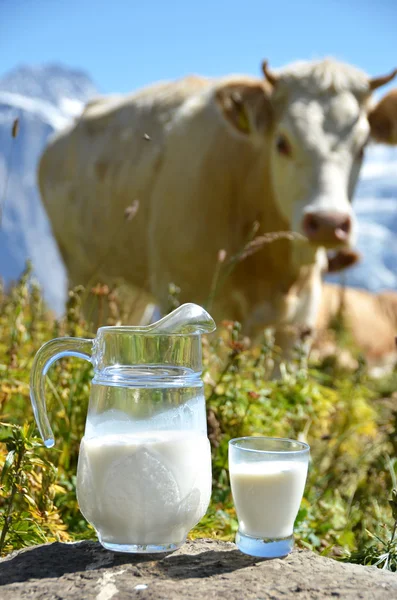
[216,59,397,251]
[270,89,370,248]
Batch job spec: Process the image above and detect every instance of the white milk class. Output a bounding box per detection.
[76,430,211,546]
[230,460,308,539]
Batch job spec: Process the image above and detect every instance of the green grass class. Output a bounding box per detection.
[1,264,397,569]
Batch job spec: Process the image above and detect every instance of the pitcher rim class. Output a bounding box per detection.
[96,326,204,337]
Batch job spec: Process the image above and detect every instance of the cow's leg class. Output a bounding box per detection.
[273,325,313,375]
[272,272,323,376]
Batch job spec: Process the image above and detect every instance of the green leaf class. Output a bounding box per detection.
[0,450,15,484]
[0,424,15,443]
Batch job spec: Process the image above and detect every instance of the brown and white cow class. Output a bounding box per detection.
[38,58,397,359]
[315,283,397,375]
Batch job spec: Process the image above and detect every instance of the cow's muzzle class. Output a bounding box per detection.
[302,211,352,246]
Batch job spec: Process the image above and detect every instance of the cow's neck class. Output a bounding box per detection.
[242,150,319,281]
[222,147,324,327]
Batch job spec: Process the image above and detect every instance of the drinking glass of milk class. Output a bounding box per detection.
[229,436,310,558]
[30,303,215,553]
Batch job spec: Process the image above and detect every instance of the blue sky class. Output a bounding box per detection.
[1,0,397,94]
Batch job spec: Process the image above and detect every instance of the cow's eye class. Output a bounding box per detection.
[275,134,292,157]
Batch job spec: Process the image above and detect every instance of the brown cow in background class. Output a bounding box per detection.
[315,282,397,375]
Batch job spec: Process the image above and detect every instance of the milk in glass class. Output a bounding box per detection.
[230,460,308,539]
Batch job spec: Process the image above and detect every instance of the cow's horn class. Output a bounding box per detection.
[261,60,279,86]
[369,68,397,91]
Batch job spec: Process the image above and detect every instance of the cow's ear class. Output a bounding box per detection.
[215,82,272,136]
[368,88,397,145]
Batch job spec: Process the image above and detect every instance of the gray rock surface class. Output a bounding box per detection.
[0,538,396,599]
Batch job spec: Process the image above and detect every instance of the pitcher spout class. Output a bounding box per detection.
[146,303,216,335]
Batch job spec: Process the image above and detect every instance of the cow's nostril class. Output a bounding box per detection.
[304,214,319,234]
[339,217,351,234]
[302,212,352,245]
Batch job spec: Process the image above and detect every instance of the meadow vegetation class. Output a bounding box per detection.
[1,264,397,570]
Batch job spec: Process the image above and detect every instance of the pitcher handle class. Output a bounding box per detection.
[30,337,94,448]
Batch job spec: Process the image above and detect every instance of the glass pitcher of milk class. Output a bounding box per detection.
[30,303,215,553]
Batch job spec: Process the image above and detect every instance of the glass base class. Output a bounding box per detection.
[99,537,186,554]
[236,530,294,558]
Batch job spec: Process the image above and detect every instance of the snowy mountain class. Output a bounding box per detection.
[0,64,396,315]
[0,64,97,313]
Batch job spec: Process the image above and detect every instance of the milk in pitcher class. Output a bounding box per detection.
[77,429,211,547]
